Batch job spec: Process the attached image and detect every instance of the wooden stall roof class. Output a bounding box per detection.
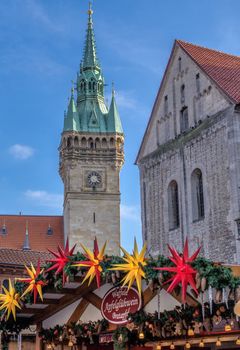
[16,265,240,325]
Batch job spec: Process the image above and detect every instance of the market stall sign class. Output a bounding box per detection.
[101,286,141,325]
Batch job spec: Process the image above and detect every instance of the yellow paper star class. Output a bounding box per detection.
[73,238,107,288]
[0,279,21,320]
[18,260,45,304]
[110,238,147,295]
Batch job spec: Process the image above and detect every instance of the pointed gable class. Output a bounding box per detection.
[136,40,236,164]
[177,40,240,103]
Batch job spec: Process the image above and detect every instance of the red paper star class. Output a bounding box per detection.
[73,237,106,288]
[155,239,201,303]
[46,239,76,284]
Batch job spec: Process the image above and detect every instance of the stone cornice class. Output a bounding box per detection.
[139,106,233,168]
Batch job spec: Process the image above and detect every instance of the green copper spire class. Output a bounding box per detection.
[107,84,123,133]
[82,2,100,70]
[63,87,80,131]
[63,4,123,135]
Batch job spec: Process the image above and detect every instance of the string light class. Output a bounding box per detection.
[199,339,204,348]
[185,341,191,349]
[170,342,175,350]
[187,328,194,336]
[216,338,221,347]
[139,332,145,340]
[224,324,231,331]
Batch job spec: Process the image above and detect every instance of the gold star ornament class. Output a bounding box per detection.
[0,279,21,321]
[110,239,147,295]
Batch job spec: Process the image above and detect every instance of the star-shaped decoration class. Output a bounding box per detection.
[110,238,147,295]
[46,239,76,284]
[0,279,21,320]
[73,238,106,288]
[155,239,201,303]
[18,260,46,304]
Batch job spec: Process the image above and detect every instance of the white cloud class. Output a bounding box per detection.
[25,190,63,209]
[9,144,34,160]
[115,91,137,110]
[121,204,141,222]
[106,90,137,110]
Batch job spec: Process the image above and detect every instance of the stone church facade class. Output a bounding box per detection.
[136,40,240,263]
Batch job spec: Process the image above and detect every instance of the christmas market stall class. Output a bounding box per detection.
[1,238,240,350]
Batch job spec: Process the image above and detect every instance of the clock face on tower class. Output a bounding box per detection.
[87,171,102,188]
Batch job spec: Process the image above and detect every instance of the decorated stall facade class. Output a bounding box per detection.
[1,238,240,350]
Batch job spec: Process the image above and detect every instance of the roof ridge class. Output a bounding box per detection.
[176,39,240,60]
[0,248,51,254]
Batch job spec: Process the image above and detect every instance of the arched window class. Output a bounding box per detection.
[81,137,87,148]
[95,138,100,149]
[67,137,72,148]
[181,84,185,104]
[191,169,204,221]
[102,138,107,148]
[168,181,180,230]
[180,106,188,132]
[178,57,182,72]
[88,138,94,149]
[110,138,115,148]
[74,136,79,147]
[164,95,168,115]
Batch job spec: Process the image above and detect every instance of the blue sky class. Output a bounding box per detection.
[1,0,240,250]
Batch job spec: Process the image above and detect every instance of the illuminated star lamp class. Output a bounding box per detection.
[155,239,201,303]
[110,238,147,295]
[19,260,46,304]
[46,239,76,284]
[73,238,106,288]
[0,279,21,320]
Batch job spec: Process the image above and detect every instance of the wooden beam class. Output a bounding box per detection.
[67,298,89,324]
[83,292,102,310]
[163,285,198,307]
[31,281,97,324]
[142,286,158,307]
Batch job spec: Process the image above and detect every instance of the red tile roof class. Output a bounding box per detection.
[0,215,64,252]
[177,40,240,103]
[0,248,52,267]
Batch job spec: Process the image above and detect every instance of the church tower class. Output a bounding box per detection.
[59,5,124,255]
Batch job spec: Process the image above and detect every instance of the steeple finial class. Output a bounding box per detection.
[23,221,31,251]
[71,80,75,97]
[112,82,115,97]
[82,2,100,69]
[88,2,93,17]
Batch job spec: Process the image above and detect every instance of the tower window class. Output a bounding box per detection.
[180,106,189,132]
[191,168,204,221]
[196,73,200,93]
[47,225,53,235]
[178,57,182,72]
[164,95,168,115]
[93,212,96,224]
[180,84,185,104]
[168,180,180,230]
